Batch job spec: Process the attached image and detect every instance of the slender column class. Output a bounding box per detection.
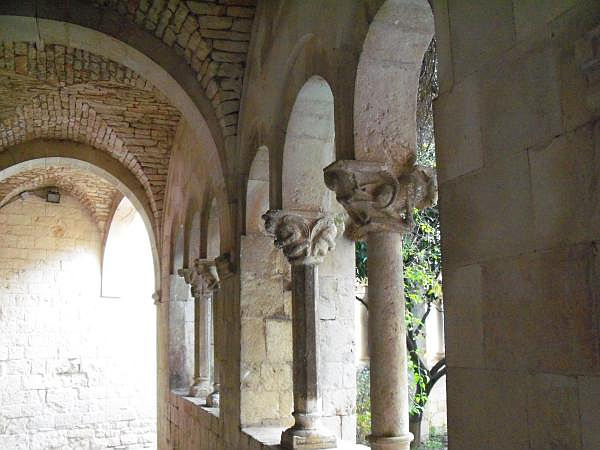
[206,284,221,407]
[263,210,338,449]
[324,160,437,450]
[368,231,411,448]
[206,253,234,408]
[179,259,219,400]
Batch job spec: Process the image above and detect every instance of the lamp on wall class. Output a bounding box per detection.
[46,187,60,204]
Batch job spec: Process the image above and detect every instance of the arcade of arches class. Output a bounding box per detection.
[0,1,599,449]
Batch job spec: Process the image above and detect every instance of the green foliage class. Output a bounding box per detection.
[356,366,371,445]
[355,241,368,281]
[416,428,448,450]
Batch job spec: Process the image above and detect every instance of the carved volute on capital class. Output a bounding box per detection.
[323,160,437,239]
[178,259,219,298]
[262,210,338,265]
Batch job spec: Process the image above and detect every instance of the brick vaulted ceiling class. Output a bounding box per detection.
[0,0,256,234]
[0,41,181,225]
[94,0,255,139]
[0,166,120,233]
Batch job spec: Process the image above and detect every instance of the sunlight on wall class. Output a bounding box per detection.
[0,194,157,449]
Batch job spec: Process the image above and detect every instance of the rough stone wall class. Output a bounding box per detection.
[0,194,156,449]
[433,0,600,448]
[94,0,256,148]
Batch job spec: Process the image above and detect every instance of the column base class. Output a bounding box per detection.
[367,433,413,450]
[206,387,220,408]
[189,379,211,400]
[281,425,337,449]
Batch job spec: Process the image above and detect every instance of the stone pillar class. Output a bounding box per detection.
[178,259,219,400]
[262,210,338,449]
[206,254,235,408]
[324,160,437,450]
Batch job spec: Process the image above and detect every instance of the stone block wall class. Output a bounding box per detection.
[240,234,293,428]
[0,195,156,449]
[434,0,600,448]
[318,237,357,441]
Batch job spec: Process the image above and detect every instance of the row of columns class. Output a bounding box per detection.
[176,159,436,449]
[178,259,221,407]
[262,161,436,449]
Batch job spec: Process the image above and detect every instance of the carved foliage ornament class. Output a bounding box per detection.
[262,210,338,265]
[178,259,220,297]
[323,160,437,239]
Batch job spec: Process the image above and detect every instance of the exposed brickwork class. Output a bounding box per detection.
[0,166,119,232]
[0,42,182,224]
[93,0,256,142]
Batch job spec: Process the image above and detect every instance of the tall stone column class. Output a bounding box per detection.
[178,259,219,400]
[263,210,338,449]
[206,253,235,408]
[324,160,437,450]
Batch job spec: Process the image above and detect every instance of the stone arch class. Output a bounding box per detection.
[101,196,155,299]
[281,75,336,212]
[186,209,203,268]
[354,0,434,175]
[0,167,119,231]
[273,73,357,438]
[0,9,234,201]
[0,39,184,226]
[0,145,161,292]
[245,145,269,234]
[205,197,221,259]
[172,224,185,276]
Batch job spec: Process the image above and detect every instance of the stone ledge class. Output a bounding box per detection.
[170,389,220,418]
[242,426,369,450]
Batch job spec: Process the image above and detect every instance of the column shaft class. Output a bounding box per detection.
[291,263,320,416]
[206,290,220,407]
[367,231,412,450]
[190,292,211,398]
[281,263,336,448]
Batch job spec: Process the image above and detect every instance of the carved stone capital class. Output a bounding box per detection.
[580,24,600,116]
[262,210,338,265]
[178,259,219,297]
[215,253,235,280]
[323,160,437,239]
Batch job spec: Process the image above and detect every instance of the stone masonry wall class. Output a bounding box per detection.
[434,1,600,448]
[0,194,156,449]
[95,0,256,153]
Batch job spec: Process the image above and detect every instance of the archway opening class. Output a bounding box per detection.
[352,0,445,446]
[0,161,158,449]
[277,75,357,441]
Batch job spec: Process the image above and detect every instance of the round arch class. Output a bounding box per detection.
[0,8,230,225]
[281,75,336,213]
[354,0,434,175]
[0,140,161,292]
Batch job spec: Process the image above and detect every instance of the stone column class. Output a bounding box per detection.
[262,210,338,449]
[324,160,437,450]
[206,254,234,408]
[178,259,219,400]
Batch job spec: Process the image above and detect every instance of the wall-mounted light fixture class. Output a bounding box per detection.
[46,187,60,204]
